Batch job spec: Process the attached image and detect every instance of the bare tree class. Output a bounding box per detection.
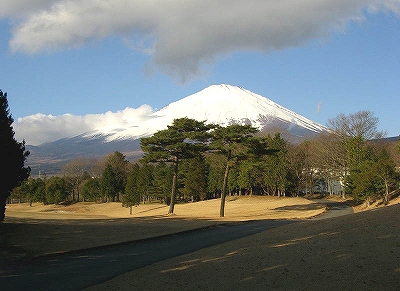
[327,110,386,141]
[61,158,88,201]
[325,110,387,199]
[311,132,347,198]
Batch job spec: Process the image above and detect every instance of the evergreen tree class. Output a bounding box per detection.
[344,136,375,196]
[101,164,118,202]
[141,118,213,214]
[105,151,130,201]
[183,155,208,201]
[152,163,173,203]
[123,164,141,214]
[137,163,154,203]
[263,133,288,196]
[45,176,68,204]
[27,178,46,205]
[210,124,258,217]
[374,148,399,204]
[0,90,30,220]
[349,158,379,206]
[81,178,101,202]
[237,161,263,195]
[206,155,225,199]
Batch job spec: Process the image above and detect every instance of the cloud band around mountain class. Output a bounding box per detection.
[3,0,400,81]
[14,105,154,146]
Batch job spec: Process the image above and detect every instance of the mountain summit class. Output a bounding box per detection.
[27,84,328,175]
[88,84,327,142]
[155,84,326,133]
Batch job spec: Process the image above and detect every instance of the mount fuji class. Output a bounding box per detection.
[26,84,329,175]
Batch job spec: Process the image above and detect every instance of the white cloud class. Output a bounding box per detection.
[4,0,400,81]
[14,105,154,145]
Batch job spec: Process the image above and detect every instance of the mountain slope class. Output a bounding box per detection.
[95,84,327,142]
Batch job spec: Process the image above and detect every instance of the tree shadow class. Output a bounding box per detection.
[274,203,325,211]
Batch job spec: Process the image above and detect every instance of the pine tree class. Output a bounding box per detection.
[45,176,68,204]
[183,155,208,201]
[82,178,101,202]
[123,164,141,214]
[210,124,258,217]
[141,118,213,214]
[105,151,130,201]
[137,163,154,203]
[0,90,30,221]
[101,164,118,202]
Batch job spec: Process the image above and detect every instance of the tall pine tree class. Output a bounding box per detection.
[123,164,141,214]
[0,90,30,221]
[141,118,213,214]
[210,124,258,217]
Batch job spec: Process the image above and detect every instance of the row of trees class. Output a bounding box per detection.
[11,112,400,218]
[11,119,277,217]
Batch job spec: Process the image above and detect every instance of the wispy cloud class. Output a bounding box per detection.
[14,105,154,145]
[316,101,322,114]
[3,0,400,82]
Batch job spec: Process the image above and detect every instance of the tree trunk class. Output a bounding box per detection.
[384,179,389,204]
[220,161,230,217]
[168,157,179,214]
[366,196,371,208]
[130,205,132,215]
[341,169,347,199]
[1,194,6,222]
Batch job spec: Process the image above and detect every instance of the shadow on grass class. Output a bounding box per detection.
[274,203,325,211]
[0,215,222,260]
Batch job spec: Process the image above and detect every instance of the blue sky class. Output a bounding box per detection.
[1,1,399,145]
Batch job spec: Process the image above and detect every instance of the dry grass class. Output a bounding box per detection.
[5,195,326,221]
[2,196,325,258]
[3,195,400,290]
[3,194,399,259]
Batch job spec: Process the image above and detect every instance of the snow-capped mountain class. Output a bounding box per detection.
[86,84,327,142]
[155,84,326,132]
[26,84,328,175]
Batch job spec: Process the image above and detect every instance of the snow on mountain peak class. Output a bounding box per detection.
[153,84,326,130]
[98,84,328,141]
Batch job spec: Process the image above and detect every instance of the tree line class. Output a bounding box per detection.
[10,112,400,217]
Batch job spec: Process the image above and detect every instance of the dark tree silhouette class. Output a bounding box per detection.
[0,90,30,221]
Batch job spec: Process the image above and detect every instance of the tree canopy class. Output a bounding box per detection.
[327,110,386,140]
